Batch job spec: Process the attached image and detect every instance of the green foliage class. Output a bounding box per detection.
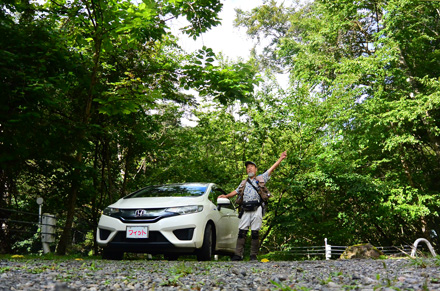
[271,280,311,291]
[0,266,11,274]
[180,47,261,105]
[164,0,223,39]
[11,232,42,254]
[161,262,194,287]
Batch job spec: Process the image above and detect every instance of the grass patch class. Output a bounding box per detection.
[0,266,11,273]
[0,253,101,261]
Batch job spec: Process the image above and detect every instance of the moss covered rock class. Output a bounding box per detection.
[340,243,384,259]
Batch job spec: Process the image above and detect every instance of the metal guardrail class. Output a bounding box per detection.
[1,204,89,254]
[0,207,40,232]
[0,206,57,253]
[286,240,413,260]
[411,238,437,257]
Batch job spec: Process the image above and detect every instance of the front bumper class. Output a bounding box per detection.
[97,213,205,253]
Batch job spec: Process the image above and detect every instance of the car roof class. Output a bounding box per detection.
[128,183,215,193]
[122,183,215,199]
[156,183,212,187]
[143,183,214,190]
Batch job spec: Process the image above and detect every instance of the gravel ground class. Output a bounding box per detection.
[1,258,440,290]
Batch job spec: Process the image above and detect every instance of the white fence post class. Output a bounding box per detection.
[41,213,56,254]
[325,238,331,260]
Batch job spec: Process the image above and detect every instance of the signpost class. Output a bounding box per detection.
[36,197,56,254]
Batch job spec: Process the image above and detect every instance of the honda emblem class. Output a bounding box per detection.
[135,209,146,217]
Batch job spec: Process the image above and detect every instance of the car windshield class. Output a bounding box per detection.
[125,185,207,198]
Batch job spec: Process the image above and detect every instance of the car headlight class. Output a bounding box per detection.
[103,207,121,216]
[165,205,203,215]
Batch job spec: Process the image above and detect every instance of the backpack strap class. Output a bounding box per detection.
[252,176,271,203]
[255,175,265,186]
[246,178,263,204]
[238,179,246,194]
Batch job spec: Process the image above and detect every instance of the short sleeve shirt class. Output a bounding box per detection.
[235,171,270,203]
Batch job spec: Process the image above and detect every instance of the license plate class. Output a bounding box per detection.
[126,226,148,238]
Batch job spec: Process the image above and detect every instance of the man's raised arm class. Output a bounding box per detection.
[267,151,287,176]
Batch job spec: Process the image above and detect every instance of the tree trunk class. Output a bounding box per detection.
[0,170,13,253]
[57,153,82,254]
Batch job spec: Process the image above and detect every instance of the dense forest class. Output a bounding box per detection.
[1,0,440,256]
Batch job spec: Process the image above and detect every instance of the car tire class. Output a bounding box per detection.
[196,223,213,261]
[102,248,124,260]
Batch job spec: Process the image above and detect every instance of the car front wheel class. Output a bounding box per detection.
[196,223,213,261]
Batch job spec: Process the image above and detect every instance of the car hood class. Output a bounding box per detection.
[108,196,206,209]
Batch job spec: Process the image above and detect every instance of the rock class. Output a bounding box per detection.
[360,275,378,285]
[270,276,281,284]
[54,283,72,291]
[327,281,341,288]
[351,273,361,280]
[340,243,384,259]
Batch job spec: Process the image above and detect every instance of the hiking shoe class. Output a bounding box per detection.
[231,255,242,261]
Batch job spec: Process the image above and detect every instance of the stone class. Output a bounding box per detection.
[339,243,384,259]
[54,283,72,291]
[327,281,341,288]
[360,276,378,285]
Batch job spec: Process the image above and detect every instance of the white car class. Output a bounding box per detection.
[96,183,239,260]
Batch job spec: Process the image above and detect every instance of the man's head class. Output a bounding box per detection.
[245,161,257,178]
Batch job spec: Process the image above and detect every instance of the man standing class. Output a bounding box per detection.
[219,151,287,261]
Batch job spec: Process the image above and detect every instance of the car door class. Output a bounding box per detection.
[209,185,239,249]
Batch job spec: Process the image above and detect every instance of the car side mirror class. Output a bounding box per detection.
[216,197,231,210]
